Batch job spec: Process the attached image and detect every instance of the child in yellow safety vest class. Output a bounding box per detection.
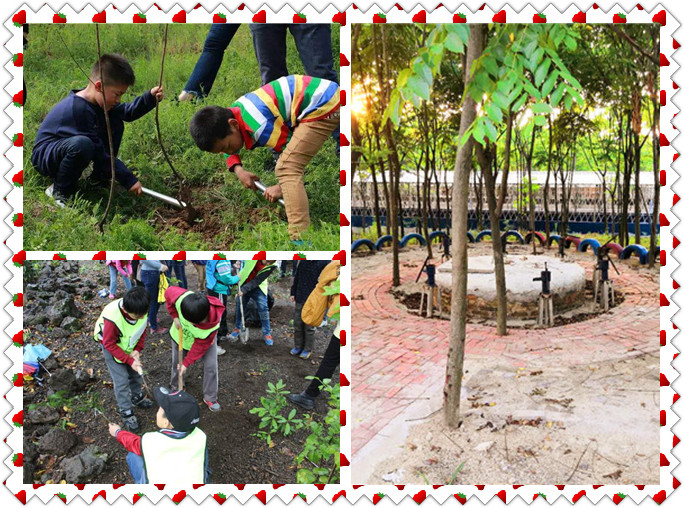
[108,386,209,484]
[165,287,225,412]
[94,286,153,432]
[229,260,277,346]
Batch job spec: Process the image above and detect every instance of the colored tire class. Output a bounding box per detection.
[400,233,427,248]
[467,232,475,243]
[565,236,582,250]
[502,230,524,244]
[428,231,449,243]
[351,239,376,253]
[475,230,492,242]
[578,238,601,256]
[620,244,649,265]
[604,242,624,257]
[548,234,563,246]
[375,235,393,251]
[524,231,546,245]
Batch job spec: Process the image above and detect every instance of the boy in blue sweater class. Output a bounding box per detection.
[31,53,164,207]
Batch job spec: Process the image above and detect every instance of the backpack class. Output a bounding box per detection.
[302,261,340,327]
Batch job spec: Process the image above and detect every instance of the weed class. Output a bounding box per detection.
[249,379,304,447]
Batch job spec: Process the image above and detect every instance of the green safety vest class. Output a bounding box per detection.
[140,428,207,484]
[238,261,270,295]
[169,291,220,350]
[93,299,147,364]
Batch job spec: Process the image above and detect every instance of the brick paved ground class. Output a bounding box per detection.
[351,256,659,459]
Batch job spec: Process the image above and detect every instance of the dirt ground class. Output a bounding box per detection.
[24,262,338,484]
[351,242,660,485]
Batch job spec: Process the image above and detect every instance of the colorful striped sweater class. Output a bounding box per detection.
[225,75,339,169]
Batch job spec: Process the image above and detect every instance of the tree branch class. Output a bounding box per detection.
[606,25,659,67]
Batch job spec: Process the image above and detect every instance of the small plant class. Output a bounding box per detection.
[249,380,304,446]
[294,378,340,484]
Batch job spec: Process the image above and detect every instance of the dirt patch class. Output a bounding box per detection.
[24,263,338,484]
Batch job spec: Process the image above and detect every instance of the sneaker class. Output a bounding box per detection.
[290,347,303,356]
[291,239,314,249]
[108,294,116,299]
[229,328,241,341]
[178,90,197,102]
[204,399,221,412]
[299,350,311,360]
[120,411,140,432]
[152,326,169,335]
[288,392,314,410]
[264,335,274,346]
[132,394,154,409]
[216,345,226,356]
[45,184,68,208]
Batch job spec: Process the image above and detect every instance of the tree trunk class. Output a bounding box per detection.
[444,24,483,428]
[544,117,552,245]
[649,28,660,267]
[370,163,382,238]
[526,127,537,254]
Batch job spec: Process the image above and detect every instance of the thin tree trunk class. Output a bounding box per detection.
[544,117,552,244]
[444,24,483,428]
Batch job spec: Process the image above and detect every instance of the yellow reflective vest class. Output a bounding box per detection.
[238,260,270,295]
[140,428,207,483]
[169,291,220,350]
[93,299,147,363]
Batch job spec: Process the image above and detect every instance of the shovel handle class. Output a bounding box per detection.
[253,180,285,206]
[141,186,187,209]
[178,325,184,391]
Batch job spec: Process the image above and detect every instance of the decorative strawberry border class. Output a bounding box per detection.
[1,1,678,506]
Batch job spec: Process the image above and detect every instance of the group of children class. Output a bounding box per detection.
[32,51,340,243]
[94,259,338,483]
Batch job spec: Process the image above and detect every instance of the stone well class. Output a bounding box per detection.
[434,255,587,319]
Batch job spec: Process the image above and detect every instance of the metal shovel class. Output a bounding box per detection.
[253,180,285,206]
[238,288,249,344]
[141,186,187,209]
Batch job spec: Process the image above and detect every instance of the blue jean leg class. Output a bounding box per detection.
[184,24,241,97]
[126,452,148,484]
[109,265,118,295]
[249,24,289,84]
[47,136,96,196]
[235,289,271,336]
[140,270,160,329]
[174,262,188,289]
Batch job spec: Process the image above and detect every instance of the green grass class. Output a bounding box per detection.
[24,24,340,250]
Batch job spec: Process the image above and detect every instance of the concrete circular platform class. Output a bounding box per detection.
[435,255,587,319]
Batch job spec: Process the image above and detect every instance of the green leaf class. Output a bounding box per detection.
[296,468,317,484]
[565,73,582,91]
[469,84,484,104]
[566,86,585,107]
[481,55,499,77]
[522,79,541,101]
[472,121,486,145]
[396,69,412,89]
[565,35,577,51]
[407,76,430,101]
[523,39,537,59]
[511,92,528,112]
[534,59,551,87]
[445,32,465,54]
[412,59,433,87]
[474,71,491,94]
[498,76,515,95]
[531,47,544,68]
[483,117,498,142]
[534,115,547,126]
[492,91,509,109]
[485,102,503,124]
[445,23,470,44]
[288,408,296,419]
[564,93,573,111]
[541,70,559,97]
[550,83,565,107]
[532,102,553,114]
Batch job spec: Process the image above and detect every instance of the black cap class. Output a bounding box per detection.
[153,387,200,432]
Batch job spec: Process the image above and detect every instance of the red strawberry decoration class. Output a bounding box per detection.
[293,13,307,23]
[154,484,165,490]
[340,88,346,105]
[613,493,625,504]
[133,493,144,504]
[75,485,85,490]
[293,252,307,260]
[13,330,23,346]
[492,10,506,23]
[453,13,467,23]
[12,409,23,427]
[340,373,349,386]
[332,491,345,502]
[340,453,350,466]
[675,39,681,50]
[13,213,23,227]
[12,250,26,267]
[395,3,403,9]
[340,410,346,426]
[412,10,426,23]
[662,54,671,66]
[12,133,23,146]
[53,252,67,261]
[637,4,644,9]
[341,213,350,226]
[340,294,350,306]
[661,373,670,386]
[252,10,266,23]
[13,90,24,107]
[660,453,670,466]
[13,293,23,307]
[252,251,267,260]
[92,11,106,23]
[172,11,186,23]
[92,490,106,501]
[533,493,546,501]
[12,374,23,387]
[12,10,26,27]
[413,490,427,504]
[533,13,546,23]
[572,12,586,23]
[341,170,346,186]
[572,490,586,503]
[213,13,227,23]
[234,485,246,490]
[133,13,146,23]
[56,493,66,503]
[13,453,23,466]
[255,490,267,504]
[238,4,246,10]
[92,251,106,260]
[653,10,666,25]
[53,13,67,23]
[455,493,466,504]
[172,490,186,504]
[496,490,506,502]
[293,493,307,501]
[340,53,350,66]
[332,250,346,266]
[133,252,147,260]
[653,491,666,505]
[12,54,23,67]
[613,13,626,23]
[173,251,187,261]
[273,485,285,489]
[213,493,226,505]
[15,490,26,504]
[13,170,23,187]
[635,485,645,490]
[332,12,346,25]
[373,13,387,23]
[339,329,346,346]
[372,493,384,504]
[213,253,227,260]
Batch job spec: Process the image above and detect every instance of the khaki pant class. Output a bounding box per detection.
[275,112,340,239]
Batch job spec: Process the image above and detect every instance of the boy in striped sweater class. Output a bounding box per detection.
[189,75,340,242]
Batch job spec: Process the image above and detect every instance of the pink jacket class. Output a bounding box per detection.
[106,260,133,278]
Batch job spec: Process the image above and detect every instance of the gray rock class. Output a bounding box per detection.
[24,312,48,326]
[59,446,108,483]
[42,356,59,371]
[23,441,38,484]
[37,428,78,456]
[48,369,79,395]
[50,328,70,340]
[28,406,61,425]
[60,316,81,333]
[46,295,79,326]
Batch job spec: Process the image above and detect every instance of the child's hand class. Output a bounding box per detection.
[151,86,164,102]
[178,364,187,378]
[130,350,141,360]
[131,358,143,374]
[290,296,295,302]
[129,181,143,196]
[173,318,181,330]
[264,184,283,203]
[108,423,121,437]
[161,264,168,272]
[234,166,259,190]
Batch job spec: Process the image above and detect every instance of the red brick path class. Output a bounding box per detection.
[351,259,659,456]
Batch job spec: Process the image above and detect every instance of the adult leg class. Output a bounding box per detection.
[275,113,340,238]
[195,263,206,291]
[304,334,340,397]
[178,262,188,289]
[207,290,228,338]
[183,25,241,97]
[49,136,96,197]
[249,24,289,84]
[109,265,118,296]
[140,270,160,330]
[292,302,305,350]
[126,452,148,484]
